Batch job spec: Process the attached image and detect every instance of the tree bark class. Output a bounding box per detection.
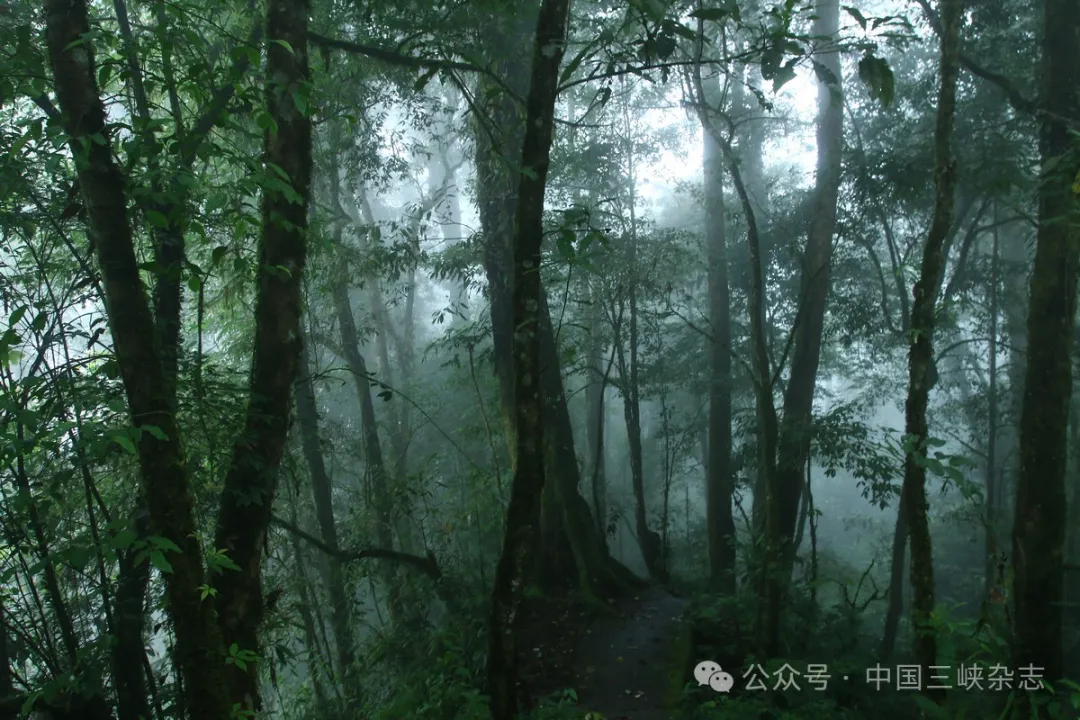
[43,1,232,715]
[693,27,779,650]
[212,0,312,710]
[702,117,736,595]
[985,210,1000,598]
[898,0,963,699]
[1012,0,1080,692]
[485,0,572,717]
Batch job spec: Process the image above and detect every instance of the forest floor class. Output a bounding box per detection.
[519,586,689,719]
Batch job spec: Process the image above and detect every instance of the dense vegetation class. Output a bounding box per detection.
[0,0,1077,718]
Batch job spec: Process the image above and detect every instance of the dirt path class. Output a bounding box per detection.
[574,587,689,719]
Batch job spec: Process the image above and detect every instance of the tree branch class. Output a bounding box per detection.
[270,516,443,581]
[912,0,1037,115]
[175,17,264,168]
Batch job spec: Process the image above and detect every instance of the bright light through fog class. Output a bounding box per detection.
[634,68,820,209]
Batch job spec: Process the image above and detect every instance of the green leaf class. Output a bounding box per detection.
[149,550,173,574]
[111,529,138,550]
[559,44,593,86]
[110,433,137,455]
[413,68,439,93]
[843,6,868,30]
[66,545,93,571]
[146,209,170,229]
[858,54,895,108]
[654,30,677,60]
[772,59,798,92]
[211,246,229,264]
[266,163,290,181]
[98,62,114,89]
[210,550,241,572]
[8,306,28,328]
[689,6,739,22]
[272,39,294,55]
[10,123,39,157]
[291,90,307,115]
[141,424,168,441]
[148,535,182,553]
[206,193,229,213]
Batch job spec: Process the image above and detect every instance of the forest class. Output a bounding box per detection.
[0,0,1077,718]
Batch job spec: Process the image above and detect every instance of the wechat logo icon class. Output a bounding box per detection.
[694,660,734,693]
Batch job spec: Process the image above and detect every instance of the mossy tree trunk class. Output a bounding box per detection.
[1012,0,1080,696]
[475,1,641,602]
[211,0,313,709]
[898,0,963,699]
[484,0,572,717]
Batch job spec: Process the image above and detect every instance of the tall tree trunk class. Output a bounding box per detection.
[985,210,1000,598]
[0,598,17,720]
[693,53,779,653]
[880,493,908,658]
[44,2,232,715]
[1012,0,1080,693]
[212,0,312,710]
[898,0,963,699]
[702,112,736,595]
[617,102,667,584]
[537,289,640,595]
[586,296,608,541]
[329,270,399,615]
[475,1,639,602]
[999,219,1029,512]
[295,343,357,701]
[774,0,844,573]
[615,313,666,582]
[485,0,572,716]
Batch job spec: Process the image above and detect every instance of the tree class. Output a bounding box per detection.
[896,0,964,697]
[702,93,736,595]
[774,0,844,580]
[474,1,641,600]
[484,0,573,716]
[1012,0,1080,696]
[43,0,313,712]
